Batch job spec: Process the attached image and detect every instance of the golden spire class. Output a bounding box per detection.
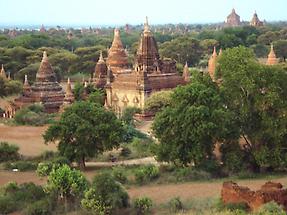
[65,78,73,96]
[0,64,7,79]
[42,51,48,62]
[212,46,217,57]
[24,74,29,85]
[183,62,190,82]
[143,16,151,36]
[98,50,104,63]
[266,44,278,65]
[23,74,31,91]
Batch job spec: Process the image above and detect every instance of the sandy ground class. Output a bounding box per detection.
[0,124,57,156]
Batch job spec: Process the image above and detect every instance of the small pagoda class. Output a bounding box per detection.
[250,11,263,27]
[266,44,278,65]
[208,47,218,80]
[93,51,108,89]
[14,51,65,113]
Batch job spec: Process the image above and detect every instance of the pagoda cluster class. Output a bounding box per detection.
[225,9,264,27]
[208,44,279,81]
[2,18,188,118]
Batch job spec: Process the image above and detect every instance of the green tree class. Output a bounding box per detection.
[45,164,88,209]
[43,101,125,169]
[144,90,173,114]
[81,173,129,215]
[152,73,238,166]
[159,36,203,65]
[217,46,287,171]
[274,40,287,61]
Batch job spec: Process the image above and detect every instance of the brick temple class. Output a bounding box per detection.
[94,17,187,115]
[7,51,65,116]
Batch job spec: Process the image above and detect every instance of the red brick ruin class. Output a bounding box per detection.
[221,181,287,212]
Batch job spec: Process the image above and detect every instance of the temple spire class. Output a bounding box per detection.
[42,51,48,61]
[65,78,73,96]
[98,50,104,63]
[266,44,278,65]
[212,46,217,57]
[144,16,151,36]
[0,64,7,79]
[183,62,190,83]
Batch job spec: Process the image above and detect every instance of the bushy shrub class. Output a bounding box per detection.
[133,197,153,215]
[0,182,47,214]
[175,167,211,181]
[134,165,159,184]
[215,199,248,214]
[168,197,184,213]
[40,150,57,160]
[37,162,53,177]
[45,164,88,203]
[0,195,17,214]
[112,167,128,184]
[4,160,37,171]
[256,201,285,215]
[197,157,222,177]
[220,142,246,174]
[24,199,52,215]
[82,173,129,214]
[120,146,131,157]
[37,156,70,177]
[14,104,54,126]
[0,142,19,162]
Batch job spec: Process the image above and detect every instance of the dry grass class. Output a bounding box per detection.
[0,124,57,157]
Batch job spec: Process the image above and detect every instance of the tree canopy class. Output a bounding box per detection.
[43,101,125,169]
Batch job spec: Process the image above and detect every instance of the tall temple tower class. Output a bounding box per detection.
[0,64,7,80]
[93,51,108,89]
[105,18,185,115]
[266,44,278,65]
[107,29,129,73]
[208,47,218,80]
[250,11,263,27]
[136,17,161,73]
[225,9,241,27]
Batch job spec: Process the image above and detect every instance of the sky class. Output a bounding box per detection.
[0,0,286,27]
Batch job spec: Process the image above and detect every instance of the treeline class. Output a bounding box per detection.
[0,24,287,83]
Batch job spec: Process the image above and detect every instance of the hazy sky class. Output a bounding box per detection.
[0,0,286,26]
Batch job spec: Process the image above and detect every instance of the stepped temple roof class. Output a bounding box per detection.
[225,9,241,27]
[94,51,108,89]
[107,28,129,73]
[136,17,161,73]
[14,51,65,113]
[250,11,263,27]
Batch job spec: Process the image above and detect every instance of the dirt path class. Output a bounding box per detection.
[0,124,57,156]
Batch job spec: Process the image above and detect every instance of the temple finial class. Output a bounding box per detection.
[24,74,28,83]
[98,50,104,63]
[42,51,48,61]
[144,16,151,35]
[212,46,217,57]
